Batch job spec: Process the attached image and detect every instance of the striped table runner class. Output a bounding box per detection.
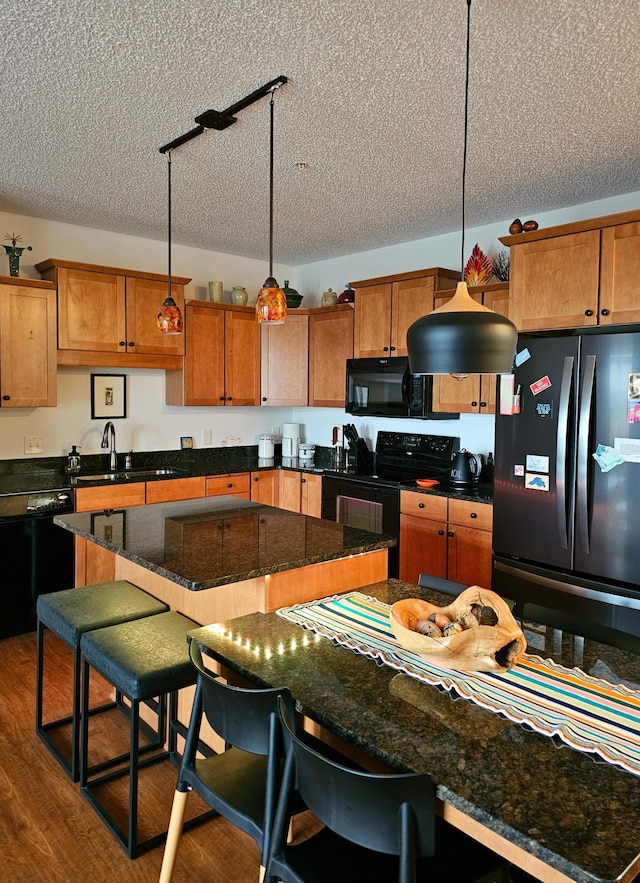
[277,591,640,777]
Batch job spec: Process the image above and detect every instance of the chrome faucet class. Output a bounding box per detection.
[101,421,117,471]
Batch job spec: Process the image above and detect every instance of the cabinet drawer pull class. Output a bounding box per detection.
[585,309,593,317]
[470,512,477,518]
[601,308,610,316]
[227,483,233,488]
[418,502,425,508]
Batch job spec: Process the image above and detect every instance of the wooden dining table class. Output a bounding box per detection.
[188,578,640,883]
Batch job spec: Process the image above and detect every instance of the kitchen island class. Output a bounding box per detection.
[189,578,640,883]
[55,495,394,624]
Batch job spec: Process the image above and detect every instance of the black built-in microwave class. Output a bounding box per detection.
[345,357,459,419]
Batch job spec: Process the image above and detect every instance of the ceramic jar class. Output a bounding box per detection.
[321,287,338,306]
[231,286,248,305]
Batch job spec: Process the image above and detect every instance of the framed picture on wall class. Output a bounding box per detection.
[91,374,126,419]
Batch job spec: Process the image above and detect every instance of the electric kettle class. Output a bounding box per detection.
[449,449,481,486]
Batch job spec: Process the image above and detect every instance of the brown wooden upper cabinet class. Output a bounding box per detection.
[350,268,459,358]
[261,312,309,407]
[0,277,57,407]
[35,258,190,369]
[431,283,509,415]
[500,209,640,331]
[165,301,260,407]
[308,304,354,408]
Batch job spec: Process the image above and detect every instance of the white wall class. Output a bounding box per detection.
[2,189,639,462]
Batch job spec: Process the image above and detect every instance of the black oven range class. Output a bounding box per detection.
[321,431,460,577]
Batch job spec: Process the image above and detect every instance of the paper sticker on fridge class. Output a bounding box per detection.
[525,473,549,491]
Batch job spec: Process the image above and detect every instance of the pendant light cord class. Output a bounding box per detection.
[461,0,471,280]
[167,150,172,298]
[269,91,275,279]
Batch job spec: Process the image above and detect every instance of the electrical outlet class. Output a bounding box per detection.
[24,435,44,454]
[202,428,212,446]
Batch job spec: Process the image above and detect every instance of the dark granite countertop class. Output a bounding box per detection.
[189,578,640,883]
[0,449,493,502]
[54,496,396,591]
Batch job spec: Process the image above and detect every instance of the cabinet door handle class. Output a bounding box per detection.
[227,396,232,401]
[418,502,425,508]
[448,531,454,537]
[301,478,306,483]
[383,346,389,352]
[119,340,126,347]
[584,309,594,317]
[128,341,135,347]
[471,401,478,407]
[219,396,225,401]
[601,308,610,316]
[470,512,477,519]
[253,476,259,482]
[262,397,267,401]
[390,346,396,351]
[2,395,10,400]
[480,401,487,408]
[438,529,445,535]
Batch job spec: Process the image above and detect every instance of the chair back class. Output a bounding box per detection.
[521,603,640,654]
[189,640,294,755]
[276,696,436,858]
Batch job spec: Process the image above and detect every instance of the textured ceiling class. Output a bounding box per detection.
[2,0,639,266]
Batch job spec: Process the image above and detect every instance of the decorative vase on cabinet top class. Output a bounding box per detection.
[231,286,248,305]
[321,287,338,306]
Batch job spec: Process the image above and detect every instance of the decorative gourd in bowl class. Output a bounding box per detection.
[390,586,526,672]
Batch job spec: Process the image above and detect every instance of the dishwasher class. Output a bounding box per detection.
[0,488,75,639]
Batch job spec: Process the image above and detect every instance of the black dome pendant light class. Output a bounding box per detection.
[407,0,517,376]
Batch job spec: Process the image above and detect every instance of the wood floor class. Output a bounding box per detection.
[0,630,319,883]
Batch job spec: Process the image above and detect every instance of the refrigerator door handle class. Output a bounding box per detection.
[556,356,574,550]
[576,354,596,553]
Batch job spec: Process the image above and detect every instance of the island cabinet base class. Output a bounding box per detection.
[74,536,388,624]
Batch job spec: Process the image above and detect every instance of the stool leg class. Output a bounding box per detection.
[128,698,141,859]
[70,643,82,782]
[35,620,45,732]
[159,788,190,883]
[80,658,91,787]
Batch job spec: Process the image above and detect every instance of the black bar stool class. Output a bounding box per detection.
[36,580,168,781]
[79,610,209,858]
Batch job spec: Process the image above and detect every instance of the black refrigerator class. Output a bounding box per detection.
[493,324,640,636]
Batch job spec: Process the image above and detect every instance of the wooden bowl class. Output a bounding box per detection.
[390,586,526,672]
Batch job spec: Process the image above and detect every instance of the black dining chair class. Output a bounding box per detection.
[266,696,506,883]
[159,640,298,883]
[521,602,640,654]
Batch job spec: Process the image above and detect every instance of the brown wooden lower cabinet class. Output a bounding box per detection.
[250,469,279,506]
[399,491,493,589]
[278,470,322,517]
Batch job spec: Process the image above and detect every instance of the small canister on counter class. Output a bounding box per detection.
[258,434,275,458]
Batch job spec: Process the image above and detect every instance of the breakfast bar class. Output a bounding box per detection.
[54,496,394,624]
[188,578,640,883]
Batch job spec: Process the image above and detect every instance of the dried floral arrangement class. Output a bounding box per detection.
[463,243,493,286]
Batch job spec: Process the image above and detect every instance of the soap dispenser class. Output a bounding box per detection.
[66,445,81,474]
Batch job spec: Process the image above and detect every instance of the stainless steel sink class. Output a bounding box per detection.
[74,468,183,482]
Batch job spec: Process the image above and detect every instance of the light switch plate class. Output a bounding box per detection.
[201,428,212,446]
